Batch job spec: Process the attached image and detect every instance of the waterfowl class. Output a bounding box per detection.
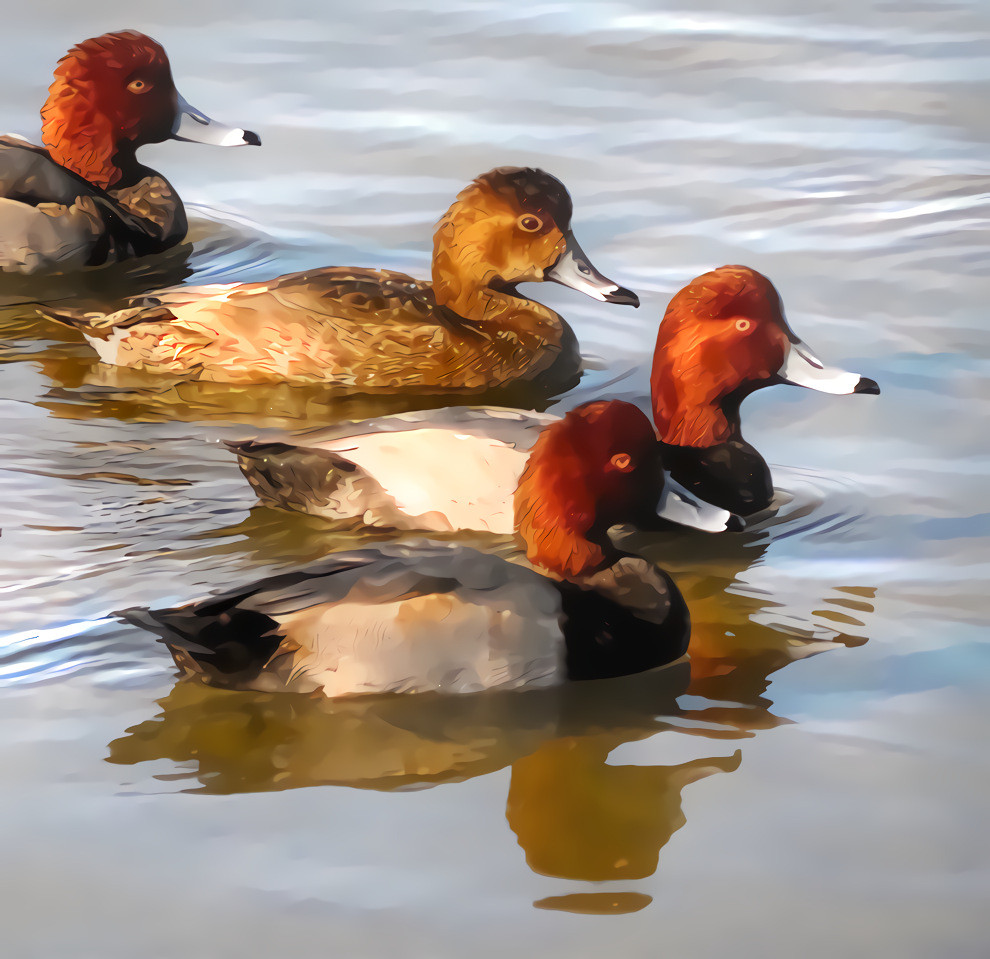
[651,265,879,515]
[127,401,689,697]
[230,406,739,534]
[39,166,639,392]
[0,30,259,274]
[230,264,878,528]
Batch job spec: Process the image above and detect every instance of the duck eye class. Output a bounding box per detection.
[735,318,752,332]
[127,79,151,94]
[517,214,543,233]
[609,452,634,472]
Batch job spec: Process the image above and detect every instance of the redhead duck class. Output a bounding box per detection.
[0,30,259,274]
[651,265,879,515]
[39,167,639,392]
[230,264,878,528]
[126,402,689,696]
[229,405,739,534]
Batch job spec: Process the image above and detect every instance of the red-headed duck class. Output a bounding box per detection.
[40,167,638,392]
[0,30,259,274]
[229,406,739,535]
[125,402,689,696]
[652,265,879,515]
[229,265,878,529]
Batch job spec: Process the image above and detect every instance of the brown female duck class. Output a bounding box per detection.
[40,167,639,392]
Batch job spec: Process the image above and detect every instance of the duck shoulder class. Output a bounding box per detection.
[558,557,690,680]
[0,136,184,272]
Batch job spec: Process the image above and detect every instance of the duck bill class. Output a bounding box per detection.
[545,232,640,306]
[171,93,261,147]
[778,339,880,395]
[655,483,744,533]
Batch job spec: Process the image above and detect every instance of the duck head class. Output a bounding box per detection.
[514,400,663,579]
[650,265,880,514]
[432,167,640,320]
[40,30,260,190]
[515,400,692,677]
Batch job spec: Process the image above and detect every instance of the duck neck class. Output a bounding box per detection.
[653,380,743,449]
[105,141,145,189]
[660,437,773,516]
[559,556,690,680]
[41,81,123,190]
[652,379,774,514]
[518,519,613,582]
[433,270,559,335]
[431,204,560,334]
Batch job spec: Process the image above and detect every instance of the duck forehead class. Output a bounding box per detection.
[561,400,657,465]
[477,166,573,228]
[62,31,170,79]
[669,264,783,328]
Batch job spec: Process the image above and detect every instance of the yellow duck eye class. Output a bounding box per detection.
[735,318,752,332]
[127,78,152,94]
[517,214,543,233]
[609,452,634,472]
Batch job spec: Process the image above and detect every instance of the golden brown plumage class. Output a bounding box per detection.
[39,167,639,393]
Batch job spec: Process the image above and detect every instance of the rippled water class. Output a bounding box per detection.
[1,2,988,956]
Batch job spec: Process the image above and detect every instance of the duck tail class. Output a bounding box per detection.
[36,304,104,331]
[225,438,350,516]
[37,302,176,334]
[120,599,284,687]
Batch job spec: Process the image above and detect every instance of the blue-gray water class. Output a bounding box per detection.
[0,2,988,956]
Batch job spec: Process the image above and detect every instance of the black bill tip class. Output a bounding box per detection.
[726,513,746,532]
[603,286,640,308]
[243,130,262,147]
[854,376,880,395]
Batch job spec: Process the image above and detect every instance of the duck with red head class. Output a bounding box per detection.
[651,265,880,516]
[125,401,689,697]
[0,30,259,273]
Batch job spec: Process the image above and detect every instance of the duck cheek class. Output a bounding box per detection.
[504,232,559,284]
[132,101,173,145]
[736,330,786,387]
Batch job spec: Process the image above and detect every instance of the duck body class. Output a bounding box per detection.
[0,134,187,272]
[43,265,579,391]
[130,402,690,697]
[231,406,736,534]
[233,406,553,531]
[40,167,638,392]
[127,543,688,697]
[1,30,258,274]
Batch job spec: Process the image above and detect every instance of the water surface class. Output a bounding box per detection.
[1,2,988,956]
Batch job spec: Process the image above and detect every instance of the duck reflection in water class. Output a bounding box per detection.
[107,523,875,914]
[106,660,741,917]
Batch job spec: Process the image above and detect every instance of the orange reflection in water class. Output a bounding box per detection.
[508,735,741,882]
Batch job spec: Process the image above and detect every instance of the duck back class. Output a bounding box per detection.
[126,545,568,697]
